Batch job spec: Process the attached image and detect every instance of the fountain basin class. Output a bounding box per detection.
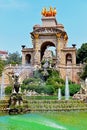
[0,112,87,130]
[0,113,67,130]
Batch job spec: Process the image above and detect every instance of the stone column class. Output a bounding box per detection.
[56,33,61,65]
[33,34,40,66]
[22,53,26,65]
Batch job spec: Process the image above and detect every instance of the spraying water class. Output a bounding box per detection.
[65,75,70,100]
[0,72,5,100]
[58,88,61,100]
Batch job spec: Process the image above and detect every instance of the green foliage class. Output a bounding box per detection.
[22,69,64,95]
[33,70,41,78]
[21,76,55,95]
[46,69,65,91]
[22,78,41,85]
[5,51,22,65]
[80,64,87,80]
[22,71,80,96]
[44,85,55,95]
[76,43,87,80]
[5,86,12,95]
[0,59,4,76]
[22,66,81,97]
[34,85,45,94]
[69,84,81,96]
[48,69,60,78]
[76,43,87,64]
[61,84,81,96]
[21,77,41,92]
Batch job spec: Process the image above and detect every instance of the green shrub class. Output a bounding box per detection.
[69,84,81,96]
[22,69,64,95]
[61,84,81,96]
[44,85,55,95]
[35,85,45,94]
[5,85,12,95]
[21,77,41,91]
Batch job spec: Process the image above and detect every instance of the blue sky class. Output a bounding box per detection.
[0,0,87,54]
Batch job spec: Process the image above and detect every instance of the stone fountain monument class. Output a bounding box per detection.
[73,78,87,102]
[8,73,29,114]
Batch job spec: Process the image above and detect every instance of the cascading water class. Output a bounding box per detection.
[65,75,70,100]
[58,88,61,100]
[0,72,5,100]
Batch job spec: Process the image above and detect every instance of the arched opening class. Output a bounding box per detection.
[25,54,31,64]
[66,53,72,65]
[41,41,56,61]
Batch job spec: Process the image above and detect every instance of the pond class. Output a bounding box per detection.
[0,112,87,130]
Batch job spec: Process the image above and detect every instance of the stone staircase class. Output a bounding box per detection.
[27,100,87,112]
[0,99,87,112]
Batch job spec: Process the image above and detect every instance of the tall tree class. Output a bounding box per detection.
[80,64,87,80]
[76,43,87,64]
[0,58,4,76]
[6,51,22,65]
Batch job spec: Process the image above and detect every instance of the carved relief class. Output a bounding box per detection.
[33,27,62,34]
[56,33,62,38]
[64,34,68,42]
[34,34,39,39]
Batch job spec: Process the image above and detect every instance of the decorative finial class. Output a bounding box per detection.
[41,7,57,17]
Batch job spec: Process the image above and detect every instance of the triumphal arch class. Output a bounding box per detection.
[22,7,81,83]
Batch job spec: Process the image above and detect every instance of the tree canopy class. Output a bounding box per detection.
[0,58,4,76]
[76,43,87,64]
[5,51,22,65]
[80,64,87,80]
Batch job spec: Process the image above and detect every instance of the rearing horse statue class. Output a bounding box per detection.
[41,7,57,17]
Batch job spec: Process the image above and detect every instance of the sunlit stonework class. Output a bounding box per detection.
[0,7,80,86]
[20,7,82,83]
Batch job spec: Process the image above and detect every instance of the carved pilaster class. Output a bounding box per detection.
[56,33,62,65]
[33,34,40,65]
[33,34,39,50]
[56,33,61,51]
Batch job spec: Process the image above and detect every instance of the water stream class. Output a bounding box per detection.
[0,73,5,100]
[58,88,61,100]
[65,75,70,100]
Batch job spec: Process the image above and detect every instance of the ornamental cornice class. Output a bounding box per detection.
[31,27,63,35]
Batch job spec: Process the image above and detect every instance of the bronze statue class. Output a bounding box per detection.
[41,7,57,17]
[13,74,20,93]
